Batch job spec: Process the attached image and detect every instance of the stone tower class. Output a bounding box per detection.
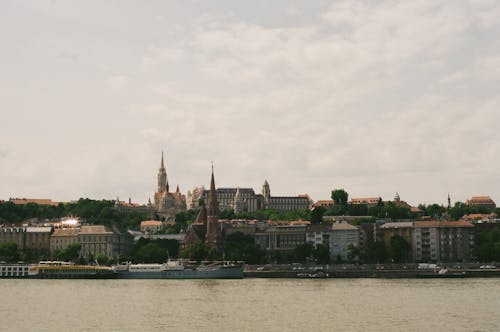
[262,180,271,208]
[157,152,169,193]
[234,187,245,213]
[206,164,221,250]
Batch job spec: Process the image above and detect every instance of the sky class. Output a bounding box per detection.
[1,0,499,206]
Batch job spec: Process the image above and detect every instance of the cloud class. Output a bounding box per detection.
[105,75,130,89]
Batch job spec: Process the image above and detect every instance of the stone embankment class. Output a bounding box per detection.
[244,264,500,278]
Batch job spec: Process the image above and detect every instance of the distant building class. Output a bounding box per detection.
[186,186,205,209]
[50,228,79,252]
[313,200,334,209]
[262,180,312,211]
[330,222,359,262]
[78,225,121,258]
[466,196,496,211]
[0,227,26,250]
[412,221,474,263]
[350,197,381,206]
[9,198,61,206]
[114,198,153,215]
[24,227,52,255]
[306,224,331,248]
[153,152,187,219]
[202,187,260,212]
[378,222,413,262]
[140,220,164,234]
[254,221,308,253]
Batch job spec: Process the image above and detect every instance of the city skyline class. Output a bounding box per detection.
[1,1,500,205]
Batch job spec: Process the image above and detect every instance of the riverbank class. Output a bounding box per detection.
[244,264,500,278]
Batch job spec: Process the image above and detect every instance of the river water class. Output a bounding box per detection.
[1,278,499,332]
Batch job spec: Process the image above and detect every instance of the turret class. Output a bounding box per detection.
[158,152,168,192]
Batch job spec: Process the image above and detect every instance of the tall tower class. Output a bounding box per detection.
[234,187,245,213]
[157,152,169,193]
[262,180,271,208]
[206,164,221,250]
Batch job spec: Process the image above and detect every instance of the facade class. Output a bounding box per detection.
[186,186,205,210]
[358,222,376,260]
[313,200,334,209]
[412,221,474,263]
[305,224,331,248]
[140,220,164,234]
[153,153,187,219]
[378,222,413,262]
[0,227,26,250]
[254,222,308,252]
[78,225,121,258]
[24,227,52,254]
[350,197,381,206]
[202,187,259,212]
[9,198,61,206]
[115,198,153,215]
[466,196,496,211]
[330,222,359,262]
[50,228,79,252]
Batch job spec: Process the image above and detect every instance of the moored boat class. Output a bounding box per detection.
[29,261,117,279]
[113,260,244,279]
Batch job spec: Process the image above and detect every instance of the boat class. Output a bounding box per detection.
[0,263,30,278]
[416,268,466,278]
[28,261,117,279]
[297,271,329,278]
[113,260,244,279]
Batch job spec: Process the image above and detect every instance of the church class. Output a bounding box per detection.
[153,152,186,220]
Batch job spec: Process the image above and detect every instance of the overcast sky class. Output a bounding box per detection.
[1,0,499,206]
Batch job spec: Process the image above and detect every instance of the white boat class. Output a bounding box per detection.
[113,260,244,279]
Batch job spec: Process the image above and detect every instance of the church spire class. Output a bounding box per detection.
[157,152,168,192]
[207,163,218,217]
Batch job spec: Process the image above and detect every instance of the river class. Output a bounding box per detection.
[1,278,499,331]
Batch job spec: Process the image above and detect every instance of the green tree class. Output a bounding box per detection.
[310,207,326,224]
[57,243,81,262]
[331,189,349,206]
[180,242,215,262]
[390,236,410,263]
[373,241,387,263]
[224,232,265,264]
[95,254,111,265]
[0,242,19,263]
[293,243,314,263]
[313,244,330,264]
[347,244,362,263]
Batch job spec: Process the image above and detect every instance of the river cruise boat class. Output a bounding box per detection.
[0,263,30,278]
[28,261,117,279]
[113,260,244,279]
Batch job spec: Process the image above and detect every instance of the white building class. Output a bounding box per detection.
[330,222,359,262]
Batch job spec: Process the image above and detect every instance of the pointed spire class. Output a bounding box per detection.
[207,163,218,217]
[160,151,165,169]
[176,185,179,193]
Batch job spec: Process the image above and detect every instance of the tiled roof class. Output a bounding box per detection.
[413,221,473,228]
[380,222,413,229]
[9,198,60,206]
[331,222,358,230]
[52,228,79,236]
[140,220,163,226]
[79,225,114,235]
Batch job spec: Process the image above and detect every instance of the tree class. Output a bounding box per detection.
[95,254,111,265]
[310,207,326,224]
[224,232,265,264]
[293,243,314,263]
[0,242,19,263]
[331,189,349,206]
[57,243,81,262]
[373,241,387,263]
[390,236,410,263]
[180,242,215,262]
[347,244,362,263]
[313,244,331,264]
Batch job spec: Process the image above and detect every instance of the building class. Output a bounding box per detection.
[153,152,187,219]
[186,186,205,209]
[378,222,413,262]
[306,224,331,248]
[350,197,382,206]
[358,222,376,261]
[0,227,26,250]
[412,221,474,263]
[114,198,153,215]
[9,198,61,206]
[313,200,334,209]
[330,222,359,262]
[50,228,79,252]
[202,187,260,212]
[254,221,308,253]
[263,181,312,211]
[78,225,121,258]
[466,196,496,211]
[140,220,164,234]
[24,227,52,255]
[184,166,223,252]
